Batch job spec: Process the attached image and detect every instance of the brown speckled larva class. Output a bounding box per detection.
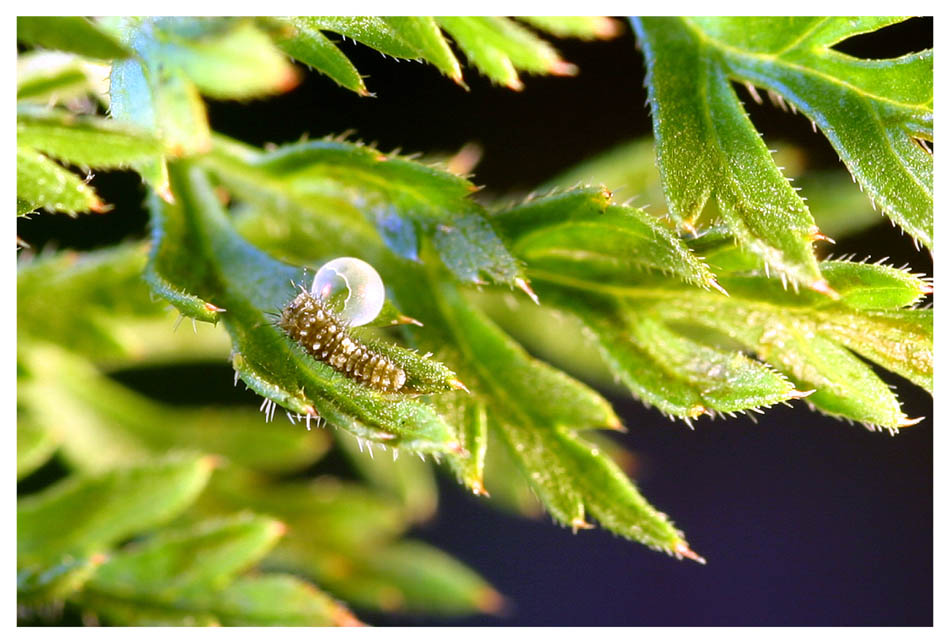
[278,288,407,392]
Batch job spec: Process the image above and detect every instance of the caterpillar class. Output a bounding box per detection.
[278,258,406,393]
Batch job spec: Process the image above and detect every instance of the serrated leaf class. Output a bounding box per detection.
[203,135,524,286]
[632,17,828,292]
[16,146,103,216]
[17,16,132,60]
[17,106,162,169]
[682,16,932,249]
[493,187,721,292]
[640,286,928,428]
[308,16,421,59]
[17,454,214,567]
[546,287,798,419]
[19,344,329,475]
[382,17,463,84]
[146,161,459,453]
[435,395,489,496]
[275,18,369,95]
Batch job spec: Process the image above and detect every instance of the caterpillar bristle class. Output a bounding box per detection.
[278,290,406,393]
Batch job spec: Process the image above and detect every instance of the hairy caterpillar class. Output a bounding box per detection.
[278,258,406,393]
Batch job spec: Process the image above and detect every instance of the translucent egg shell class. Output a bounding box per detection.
[311,257,385,327]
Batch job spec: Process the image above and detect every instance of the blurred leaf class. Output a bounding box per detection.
[79,515,357,626]
[17,105,162,169]
[633,17,932,258]
[17,454,214,567]
[275,18,369,95]
[20,344,329,474]
[18,555,106,604]
[337,432,439,523]
[17,245,162,361]
[88,514,283,596]
[198,468,407,551]
[17,51,110,104]
[146,161,460,453]
[519,16,623,40]
[276,538,500,616]
[17,413,59,480]
[204,135,524,286]
[17,17,132,60]
[16,146,103,216]
[632,17,827,291]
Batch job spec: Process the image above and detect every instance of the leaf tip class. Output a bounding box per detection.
[897,416,925,428]
[396,313,424,327]
[549,59,578,76]
[332,606,366,627]
[203,301,226,313]
[515,277,540,305]
[475,587,506,615]
[674,541,706,565]
[470,479,490,497]
[808,226,836,245]
[593,17,624,39]
[570,516,594,533]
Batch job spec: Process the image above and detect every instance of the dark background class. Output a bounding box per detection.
[18,18,933,626]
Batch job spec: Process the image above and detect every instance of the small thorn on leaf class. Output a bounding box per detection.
[605,415,626,432]
[897,416,925,428]
[675,541,706,564]
[475,588,506,615]
[920,282,934,295]
[505,75,525,91]
[570,517,594,533]
[807,226,836,244]
[449,378,471,394]
[515,277,540,305]
[396,313,424,327]
[808,279,839,299]
[470,480,490,497]
[789,388,816,400]
[203,301,226,313]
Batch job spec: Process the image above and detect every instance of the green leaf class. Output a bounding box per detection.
[19,344,329,475]
[307,16,421,59]
[632,17,828,292]
[519,16,622,40]
[17,245,161,360]
[87,514,283,596]
[17,454,214,567]
[203,135,524,286]
[683,17,932,249]
[17,51,110,104]
[492,187,722,292]
[18,555,107,604]
[17,413,59,480]
[197,468,408,550]
[147,18,299,100]
[381,17,463,85]
[17,17,132,60]
[437,17,574,89]
[275,18,369,95]
[436,395,489,496]
[146,161,460,453]
[16,146,103,216]
[17,106,163,169]
[79,515,359,626]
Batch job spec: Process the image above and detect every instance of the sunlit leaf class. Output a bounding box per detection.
[16,146,103,216]
[17,17,132,60]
